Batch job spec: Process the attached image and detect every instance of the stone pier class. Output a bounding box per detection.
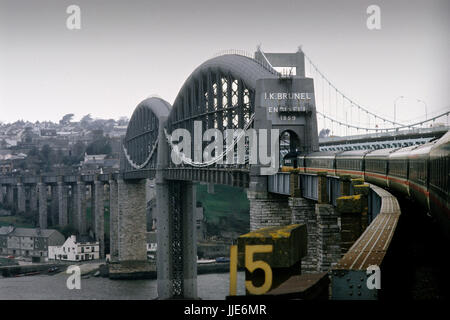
[29,184,38,215]
[94,180,105,258]
[50,185,59,226]
[38,183,47,228]
[16,183,25,215]
[316,204,341,271]
[109,179,119,262]
[290,196,317,273]
[117,179,147,262]
[248,190,292,231]
[316,173,341,271]
[89,184,95,233]
[58,182,68,227]
[74,181,87,235]
[6,185,13,208]
[247,171,293,231]
[109,178,152,280]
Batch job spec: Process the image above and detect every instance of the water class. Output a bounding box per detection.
[0,272,246,300]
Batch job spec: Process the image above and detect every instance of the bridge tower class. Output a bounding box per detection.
[249,49,319,230]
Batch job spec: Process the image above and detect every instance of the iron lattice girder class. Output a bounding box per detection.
[167,53,275,130]
[168,71,253,130]
[169,181,184,297]
[164,167,249,188]
[167,73,256,169]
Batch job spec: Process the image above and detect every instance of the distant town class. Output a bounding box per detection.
[0,114,246,273]
[0,113,129,176]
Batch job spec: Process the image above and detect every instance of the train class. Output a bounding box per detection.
[282,131,450,238]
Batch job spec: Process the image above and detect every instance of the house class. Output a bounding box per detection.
[146,232,157,254]
[80,153,119,172]
[40,129,57,137]
[84,153,107,164]
[0,226,9,253]
[48,235,99,261]
[0,226,65,260]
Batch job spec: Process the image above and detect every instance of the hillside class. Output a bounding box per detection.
[196,184,250,236]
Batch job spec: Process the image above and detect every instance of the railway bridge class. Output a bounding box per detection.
[1,48,448,299]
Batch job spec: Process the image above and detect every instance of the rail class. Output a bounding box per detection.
[331,184,401,299]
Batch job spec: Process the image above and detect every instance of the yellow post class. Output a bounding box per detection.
[229,245,237,296]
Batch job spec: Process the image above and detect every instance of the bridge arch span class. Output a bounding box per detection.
[167,54,278,130]
[121,97,171,179]
[165,54,279,172]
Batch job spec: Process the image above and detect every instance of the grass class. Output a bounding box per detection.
[196,184,250,234]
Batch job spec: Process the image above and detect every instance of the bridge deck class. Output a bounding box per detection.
[331,184,401,299]
[334,184,400,270]
[164,167,249,188]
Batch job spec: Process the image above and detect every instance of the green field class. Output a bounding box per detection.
[196,184,250,235]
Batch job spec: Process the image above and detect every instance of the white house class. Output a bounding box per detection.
[48,235,99,261]
[146,232,157,253]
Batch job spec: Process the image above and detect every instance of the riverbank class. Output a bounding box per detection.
[1,260,231,279]
[0,260,104,278]
[0,271,245,300]
[108,261,231,279]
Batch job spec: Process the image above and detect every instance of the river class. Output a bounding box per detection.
[0,272,245,300]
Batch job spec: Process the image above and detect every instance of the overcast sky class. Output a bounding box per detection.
[0,0,449,131]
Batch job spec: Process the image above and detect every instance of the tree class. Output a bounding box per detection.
[117,116,129,126]
[40,144,55,171]
[28,146,39,157]
[63,141,86,166]
[72,141,86,158]
[80,114,93,128]
[86,137,112,155]
[319,128,331,138]
[59,113,74,125]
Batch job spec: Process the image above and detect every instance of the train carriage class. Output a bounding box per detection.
[296,154,306,173]
[335,150,370,179]
[304,151,340,175]
[279,130,450,241]
[408,140,438,209]
[281,152,306,172]
[364,148,399,187]
[428,131,450,238]
[387,145,419,196]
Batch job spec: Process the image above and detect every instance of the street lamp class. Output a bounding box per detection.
[393,96,405,124]
[417,99,427,121]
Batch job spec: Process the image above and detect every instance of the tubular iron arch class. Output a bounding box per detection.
[166,54,278,169]
[121,97,171,179]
